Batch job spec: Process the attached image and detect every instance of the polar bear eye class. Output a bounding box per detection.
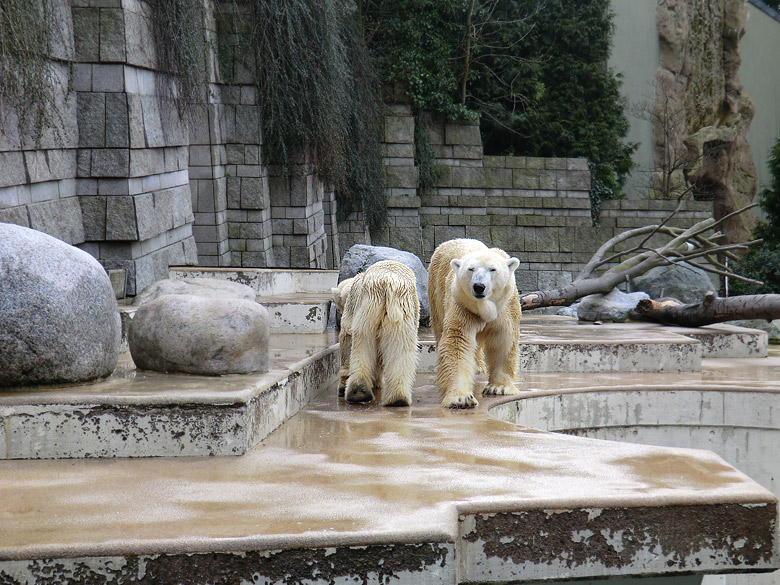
[468,267,475,272]
[489,268,497,272]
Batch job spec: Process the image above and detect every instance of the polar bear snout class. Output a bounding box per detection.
[472,281,486,298]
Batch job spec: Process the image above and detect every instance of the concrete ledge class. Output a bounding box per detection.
[169,266,339,296]
[0,333,339,459]
[0,383,776,583]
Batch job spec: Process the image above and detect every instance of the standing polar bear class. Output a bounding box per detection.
[331,260,420,406]
[428,239,522,408]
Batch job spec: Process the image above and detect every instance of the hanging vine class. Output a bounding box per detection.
[217,0,387,234]
[0,0,66,143]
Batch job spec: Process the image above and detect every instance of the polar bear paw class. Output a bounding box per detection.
[346,381,375,403]
[443,393,479,409]
[482,383,519,396]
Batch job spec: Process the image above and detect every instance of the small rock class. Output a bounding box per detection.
[338,244,430,324]
[129,294,270,375]
[576,289,650,322]
[133,277,256,307]
[0,223,121,387]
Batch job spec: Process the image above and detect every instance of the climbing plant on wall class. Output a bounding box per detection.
[150,0,208,124]
[0,0,65,142]
[470,0,636,213]
[217,0,386,234]
[731,135,780,295]
[362,0,635,218]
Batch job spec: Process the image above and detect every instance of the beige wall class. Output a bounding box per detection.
[609,0,660,199]
[741,3,780,192]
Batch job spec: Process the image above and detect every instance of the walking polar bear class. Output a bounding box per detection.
[331,260,420,406]
[428,239,522,408]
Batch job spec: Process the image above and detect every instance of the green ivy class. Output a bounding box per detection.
[731,135,780,294]
[361,0,477,121]
[471,0,636,220]
[150,0,208,124]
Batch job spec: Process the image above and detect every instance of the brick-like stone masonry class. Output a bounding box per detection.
[0,1,713,295]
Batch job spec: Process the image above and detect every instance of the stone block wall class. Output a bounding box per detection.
[374,108,714,293]
[0,0,81,245]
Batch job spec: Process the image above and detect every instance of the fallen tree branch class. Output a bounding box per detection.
[635,292,780,327]
[521,205,764,311]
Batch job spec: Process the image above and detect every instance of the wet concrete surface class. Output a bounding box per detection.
[0,322,778,583]
[0,364,776,561]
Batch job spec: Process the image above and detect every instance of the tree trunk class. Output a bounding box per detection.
[635,292,780,327]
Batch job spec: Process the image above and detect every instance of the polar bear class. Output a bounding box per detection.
[331,260,420,406]
[428,238,521,408]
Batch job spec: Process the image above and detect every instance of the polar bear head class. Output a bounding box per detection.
[450,249,520,320]
[331,277,355,312]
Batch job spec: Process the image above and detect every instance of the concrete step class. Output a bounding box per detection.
[169,267,340,333]
[0,332,339,460]
[419,320,768,374]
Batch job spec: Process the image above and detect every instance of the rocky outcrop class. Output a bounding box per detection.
[654,0,757,244]
[0,223,121,387]
[338,244,430,323]
[128,294,270,375]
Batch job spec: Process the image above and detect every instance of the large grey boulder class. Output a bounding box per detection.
[129,294,270,375]
[133,277,256,307]
[631,263,716,304]
[576,289,650,322]
[0,223,121,387]
[338,244,430,323]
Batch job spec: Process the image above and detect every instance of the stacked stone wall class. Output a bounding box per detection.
[375,108,714,293]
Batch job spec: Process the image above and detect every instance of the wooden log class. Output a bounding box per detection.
[635,292,780,327]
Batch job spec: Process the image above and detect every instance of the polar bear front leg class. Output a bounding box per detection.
[480,321,519,396]
[338,327,352,397]
[435,321,480,409]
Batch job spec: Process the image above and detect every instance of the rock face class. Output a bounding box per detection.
[631,263,716,304]
[576,289,650,322]
[0,223,121,387]
[654,0,756,244]
[129,294,270,375]
[338,244,430,323]
[133,277,256,307]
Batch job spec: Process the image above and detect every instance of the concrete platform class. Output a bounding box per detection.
[0,332,339,459]
[1,318,779,584]
[419,321,766,374]
[0,378,777,584]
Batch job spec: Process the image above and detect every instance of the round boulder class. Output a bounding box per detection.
[0,223,121,387]
[631,263,715,304]
[133,277,256,307]
[338,244,430,323]
[576,289,650,322]
[129,294,270,375]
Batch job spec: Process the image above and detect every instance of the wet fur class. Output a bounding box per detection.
[428,239,521,408]
[332,261,420,407]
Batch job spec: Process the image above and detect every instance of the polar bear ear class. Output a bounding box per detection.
[506,257,520,273]
[451,258,463,271]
